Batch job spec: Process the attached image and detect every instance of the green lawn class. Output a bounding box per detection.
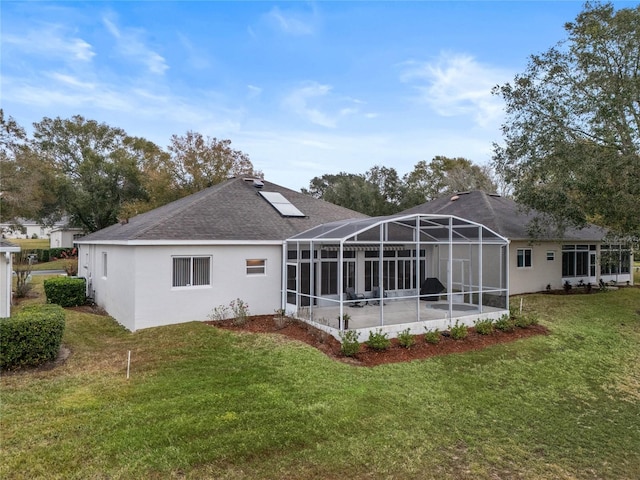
[2,287,639,479]
[8,238,50,249]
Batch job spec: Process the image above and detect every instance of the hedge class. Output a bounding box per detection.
[0,304,66,369]
[44,276,86,307]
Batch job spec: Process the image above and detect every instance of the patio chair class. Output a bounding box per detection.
[346,287,366,307]
[370,286,387,305]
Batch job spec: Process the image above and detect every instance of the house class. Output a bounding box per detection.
[75,177,367,331]
[0,240,20,317]
[77,178,512,338]
[49,227,84,248]
[0,218,69,240]
[401,191,634,294]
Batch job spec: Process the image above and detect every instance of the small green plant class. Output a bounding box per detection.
[208,305,230,321]
[366,329,391,350]
[449,320,468,340]
[339,329,360,357]
[397,328,415,348]
[495,314,516,332]
[338,313,351,330]
[474,318,494,335]
[230,298,250,326]
[424,328,441,344]
[563,280,572,293]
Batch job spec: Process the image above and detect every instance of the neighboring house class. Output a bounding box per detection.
[401,191,634,294]
[0,218,68,239]
[76,177,367,331]
[0,240,20,317]
[49,227,84,248]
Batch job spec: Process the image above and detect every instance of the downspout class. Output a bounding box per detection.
[281,242,287,312]
[448,217,453,322]
[5,252,12,315]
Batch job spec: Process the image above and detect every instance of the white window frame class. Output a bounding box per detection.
[102,252,108,278]
[546,251,555,261]
[172,256,212,288]
[246,259,266,276]
[517,248,532,268]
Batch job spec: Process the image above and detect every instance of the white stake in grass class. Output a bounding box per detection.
[126,350,131,379]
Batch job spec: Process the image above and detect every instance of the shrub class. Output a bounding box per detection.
[229,298,250,326]
[495,314,516,332]
[274,308,288,330]
[514,312,539,328]
[366,329,391,351]
[0,304,66,369]
[44,276,86,307]
[474,318,495,335]
[340,330,360,357]
[449,320,468,340]
[424,328,441,344]
[563,280,572,293]
[397,328,415,348]
[208,305,229,321]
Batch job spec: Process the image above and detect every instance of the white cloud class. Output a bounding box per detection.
[102,15,169,75]
[2,26,95,62]
[266,6,315,35]
[282,82,370,128]
[400,52,510,128]
[247,85,263,98]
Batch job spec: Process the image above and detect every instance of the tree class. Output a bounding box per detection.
[402,156,497,208]
[303,172,389,216]
[31,115,149,232]
[168,131,261,196]
[0,110,59,225]
[492,2,640,236]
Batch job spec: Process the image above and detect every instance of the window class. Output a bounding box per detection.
[246,259,266,275]
[516,248,532,268]
[562,244,592,277]
[172,256,211,287]
[547,251,555,261]
[600,245,631,275]
[102,252,108,278]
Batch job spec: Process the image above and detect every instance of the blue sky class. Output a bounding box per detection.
[2,1,637,191]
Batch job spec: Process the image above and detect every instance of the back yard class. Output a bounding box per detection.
[2,279,639,479]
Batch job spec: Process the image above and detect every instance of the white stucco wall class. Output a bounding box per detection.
[132,244,283,330]
[509,241,563,294]
[50,229,83,248]
[79,242,284,331]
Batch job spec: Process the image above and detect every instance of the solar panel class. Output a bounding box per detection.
[259,191,305,217]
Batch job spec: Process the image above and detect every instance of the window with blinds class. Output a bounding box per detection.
[172,256,211,287]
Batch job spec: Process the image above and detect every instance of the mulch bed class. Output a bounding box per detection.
[205,316,549,367]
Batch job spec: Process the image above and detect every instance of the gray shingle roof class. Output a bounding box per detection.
[400,191,606,242]
[77,177,368,243]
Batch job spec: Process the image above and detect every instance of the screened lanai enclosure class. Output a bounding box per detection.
[284,214,510,340]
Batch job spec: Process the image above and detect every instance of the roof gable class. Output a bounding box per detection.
[78,178,368,243]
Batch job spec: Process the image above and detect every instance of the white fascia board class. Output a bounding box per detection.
[74,239,285,246]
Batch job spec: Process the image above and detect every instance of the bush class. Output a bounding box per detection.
[229,298,249,326]
[495,314,516,332]
[449,320,468,340]
[340,330,360,357]
[424,328,441,344]
[366,329,391,351]
[0,304,66,369]
[514,312,539,328]
[397,328,415,348]
[474,318,495,335]
[44,276,86,307]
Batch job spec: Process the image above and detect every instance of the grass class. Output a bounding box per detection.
[2,287,640,479]
[8,238,50,249]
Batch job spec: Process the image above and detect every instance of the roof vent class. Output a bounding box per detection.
[252,179,264,189]
[450,195,459,202]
